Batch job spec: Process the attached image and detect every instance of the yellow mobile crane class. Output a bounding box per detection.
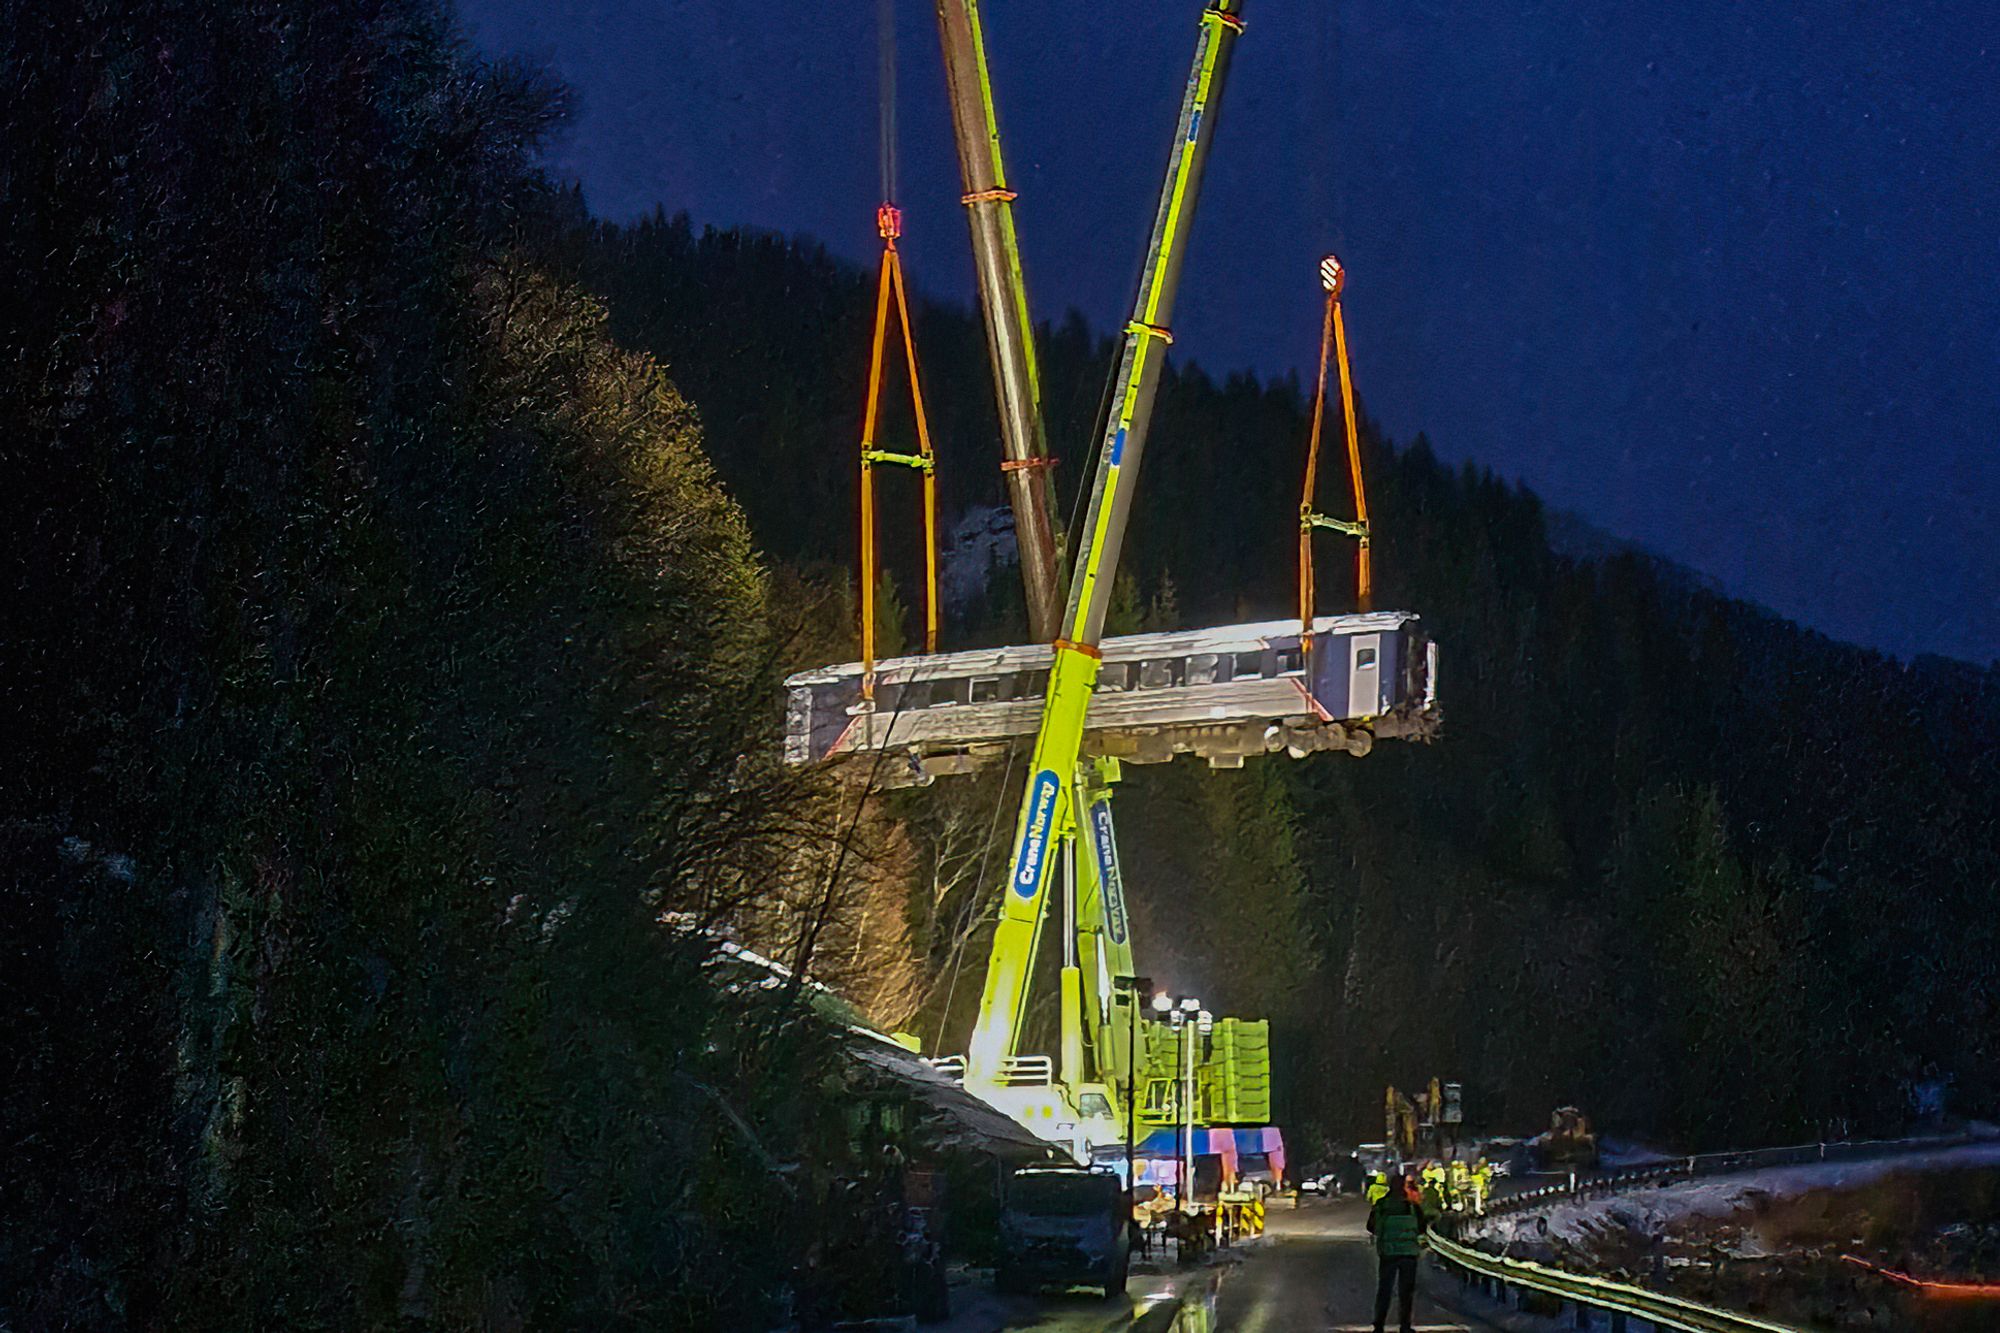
[781,5,1430,1253]
[786,0,1433,1214]
[944,1,1248,1154]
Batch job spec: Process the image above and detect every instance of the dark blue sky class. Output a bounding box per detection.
[462,0,1998,665]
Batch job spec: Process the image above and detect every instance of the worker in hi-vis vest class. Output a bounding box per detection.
[1366,1172,1429,1333]
[1418,1161,1446,1215]
[1448,1157,1471,1211]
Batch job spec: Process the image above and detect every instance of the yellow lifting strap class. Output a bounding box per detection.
[859,203,941,696]
[1298,254,1372,661]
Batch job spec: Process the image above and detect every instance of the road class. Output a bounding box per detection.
[963,1196,1504,1333]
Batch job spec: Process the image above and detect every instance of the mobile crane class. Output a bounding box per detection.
[939,0,1249,1156]
[845,0,1418,1181]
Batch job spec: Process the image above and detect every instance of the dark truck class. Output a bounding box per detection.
[995,1167,1130,1298]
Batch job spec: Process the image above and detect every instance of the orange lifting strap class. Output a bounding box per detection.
[1298,254,1373,662]
[859,203,940,697]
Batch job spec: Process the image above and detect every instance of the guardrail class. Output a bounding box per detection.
[1485,1130,1985,1218]
[1434,1131,1994,1330]
[1428,1231,1805,1333]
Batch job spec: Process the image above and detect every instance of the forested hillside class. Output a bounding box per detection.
[569,212,2000,1152]
[5,3,1996,1326]
[3,5,866,1328]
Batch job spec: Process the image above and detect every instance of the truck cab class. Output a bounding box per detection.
[996,1167,1130,1298]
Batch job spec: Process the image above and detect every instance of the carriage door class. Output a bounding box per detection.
[1348,634,1382,718]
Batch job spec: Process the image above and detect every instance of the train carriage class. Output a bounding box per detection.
[784,612,1438,784]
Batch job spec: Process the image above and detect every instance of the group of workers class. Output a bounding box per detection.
[1361,1157,1493,1333]
[1363,1155,1491,1215]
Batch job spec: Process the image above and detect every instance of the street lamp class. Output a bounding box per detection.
[1178,998,1201,1221]
[1197,1010,1215,1243]
[1143,988,1204,1257]
[1166,1004,1186,1215]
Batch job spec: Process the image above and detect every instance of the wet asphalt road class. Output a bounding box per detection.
[986,1196,1502,1332]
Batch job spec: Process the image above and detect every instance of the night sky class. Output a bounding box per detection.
[461,0,1998,666]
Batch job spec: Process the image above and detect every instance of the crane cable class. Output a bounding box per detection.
[860,0,939,697]
[1298,254,1372,666]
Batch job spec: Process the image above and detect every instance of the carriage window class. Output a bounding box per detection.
[896,681,931,711]
[1275,648,1304,676]
[932,678,968,707]
[1023,669,1050,696]
[1097,663,1131,693]
[1233,651,1264,680]
[1139,659,1180,690]
[1355,647,1378,669]
[969,675,1005,704]
[1186,653,1220,686]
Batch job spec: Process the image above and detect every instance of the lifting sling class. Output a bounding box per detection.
[1298,253,1372,665]
[858,202,941,692]
[858,0,937,695]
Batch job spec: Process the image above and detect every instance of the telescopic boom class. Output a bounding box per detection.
[965,1,1246,1085]
[932,0,1065,642]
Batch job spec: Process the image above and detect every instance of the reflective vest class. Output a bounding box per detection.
[1369,1195,1426,1258]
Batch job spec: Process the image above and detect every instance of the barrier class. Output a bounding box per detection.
[1428,1231,1805,1333]
[1484,1130,1986,1218]
[1437,1131,1995,1331]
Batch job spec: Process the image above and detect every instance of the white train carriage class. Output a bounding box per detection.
[783,612,1438,784]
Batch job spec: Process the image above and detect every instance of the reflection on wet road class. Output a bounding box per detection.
[993,1198,1497,1333]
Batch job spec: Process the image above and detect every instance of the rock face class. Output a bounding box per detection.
[940,503,1020,614]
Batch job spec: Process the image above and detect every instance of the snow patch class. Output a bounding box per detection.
[1481,1141,2000,1252]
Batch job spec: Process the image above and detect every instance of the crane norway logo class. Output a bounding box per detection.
[1090,804,1129,945]
[1108,426,1127,465]
[1011,771,1062,899]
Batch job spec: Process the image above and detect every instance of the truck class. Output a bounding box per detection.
[996,1167,1131,1298]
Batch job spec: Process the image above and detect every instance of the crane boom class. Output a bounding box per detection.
[932,0,1064,641]
[965,1,1245,1086]
[933,0,1141,1107]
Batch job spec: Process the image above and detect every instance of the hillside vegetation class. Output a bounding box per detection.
[570,211,2000,1151]
[5,3,1995,1327]
[3,5,858,1327]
